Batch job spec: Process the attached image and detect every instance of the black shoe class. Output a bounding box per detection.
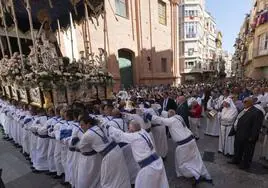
[25,156,31,161]
[228,160,239,165]
[32,169,44,174]
[52,174,64,179]
[14,143,19,147]
[239,165,250,170]
[60,181,69,186]
[46,172,57,176]
[30,166,35,170]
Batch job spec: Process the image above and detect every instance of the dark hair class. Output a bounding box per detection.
[105,104,114,110]
[66,109,74,120]
[47,107,55,115]
[80,115,98,125]
[73,109,82,120]
[55,106,61,116]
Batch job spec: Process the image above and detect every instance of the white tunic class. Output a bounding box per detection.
[108,127,169,188]
[108,117,140,184]
[76,126,102,188]
[43,116,60,172]
[151,115,211,180]
[22,114,34,155]
[50,119,65,176]
[79,125,131,188]
[218,98,238,155]
[146,108,168,158]
[33,115,49,170]
[205,97,220,136]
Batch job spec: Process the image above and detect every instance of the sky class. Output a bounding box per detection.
[206,0,252,53]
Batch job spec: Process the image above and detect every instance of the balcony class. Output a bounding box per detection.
[183,67,202,74]
[253,48,268,58]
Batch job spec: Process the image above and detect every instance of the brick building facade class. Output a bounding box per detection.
[59,0,181,90]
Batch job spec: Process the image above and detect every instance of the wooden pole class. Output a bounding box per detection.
[69,12,74,61]
[25,0,38,63]
[103,0,108,72]
[10,0,24,65]
[0,1,12,57]
[0,36,5,57]
[84,1,93,59]
[57,19,61,48]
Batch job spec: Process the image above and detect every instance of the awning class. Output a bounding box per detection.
[0,0,104,32]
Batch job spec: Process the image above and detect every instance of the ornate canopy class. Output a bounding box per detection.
[0,0,104,32]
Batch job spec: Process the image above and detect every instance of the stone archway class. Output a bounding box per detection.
[118,49,134,89]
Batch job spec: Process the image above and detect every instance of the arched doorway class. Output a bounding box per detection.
[118,49,134,89]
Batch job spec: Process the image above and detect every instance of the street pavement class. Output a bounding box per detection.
[1,118,268,188]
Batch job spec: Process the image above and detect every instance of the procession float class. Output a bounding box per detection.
[0,0,114,108]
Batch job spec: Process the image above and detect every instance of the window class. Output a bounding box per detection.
[258,32,268,55]
[188,61,194,68]
[161,58,167,72]
[185,10,189,17]
[185,22,197,38]
[115,0,128,18]
[188,48,194,56]
[158,0,167,25]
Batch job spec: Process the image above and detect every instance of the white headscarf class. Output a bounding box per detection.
[221,98,238,125]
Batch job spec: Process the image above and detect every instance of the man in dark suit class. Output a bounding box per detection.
[162,92,177,111]
[229,97,264,170]
[176,96,190,128]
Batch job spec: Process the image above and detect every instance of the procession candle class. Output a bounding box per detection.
[0,1,12,57]
[10,0,24,67]
[0,36,4,57]
[25,0,38,63]
[84,1,93,59]
[69,12,74,61]
[57,19,61,48]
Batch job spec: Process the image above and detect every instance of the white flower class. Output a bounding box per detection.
[39,71,49,76]
[63,72,71,76]
[54,70,62,75]
[75,73,83,77]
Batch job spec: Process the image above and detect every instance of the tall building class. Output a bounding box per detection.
[233,0,268,79]
[203,11,218,77]
[59,0,181,90]
[178,0,219,82]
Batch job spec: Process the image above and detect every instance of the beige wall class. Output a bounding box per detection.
[245,21,268,79]
[60,0,181,90]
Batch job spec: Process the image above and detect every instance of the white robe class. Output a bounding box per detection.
[108,118,140,184]
[58,121,73,183]
[28,116,40,166]
[108,127,169,188]
[32,116,49,170]
[205,97,220,136]
[218,98,238,155]
[22,115,34,155]
[79,125,131,188]
[51,120,65,176]
[151,115,211,180]
[69,123,92,188]
[46,117,60,172]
